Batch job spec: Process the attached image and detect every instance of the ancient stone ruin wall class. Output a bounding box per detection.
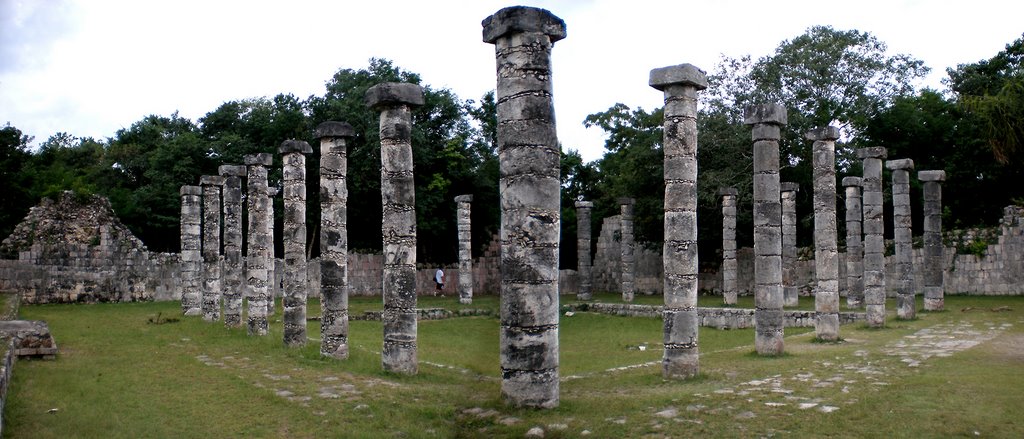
[0,192,179,303]
[580,205,1024,298]
[592,215,662,295]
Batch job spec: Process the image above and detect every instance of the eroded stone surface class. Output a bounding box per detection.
[857,147,887,327]
[887,158,916,320]
[279,140,312,347]
[318,122,354,359]
[810,128,840,340]
[485,5,564,409]
[244,153,273,336]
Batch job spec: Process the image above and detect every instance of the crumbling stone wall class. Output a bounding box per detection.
[0,192,179,303]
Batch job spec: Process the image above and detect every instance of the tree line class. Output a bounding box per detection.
[1,28,1021,269]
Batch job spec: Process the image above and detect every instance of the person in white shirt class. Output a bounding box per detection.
[434,268,445,296]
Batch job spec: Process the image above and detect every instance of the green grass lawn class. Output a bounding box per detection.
[5,294,1023,438]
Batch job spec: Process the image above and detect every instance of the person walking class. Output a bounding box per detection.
[434,267,445,296]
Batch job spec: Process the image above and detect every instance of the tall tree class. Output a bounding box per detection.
[0,124,34,242]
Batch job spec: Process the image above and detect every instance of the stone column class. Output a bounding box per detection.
[455,194,474,304]
[317,121,355,359]
[366,82,423,375]
[180,185,203,316]
[266,186,279,317]
[200,175,224,322]
[718,187,739,306]
[483,5,565,409]
[219,164,246,329]
[279,139,313,347]
[919,170,946,311]
[650,63,707,379]
[808,127,841,340]
[619,197,636,302]
[744,104,787,356]
[842,177,864,309]
[244,153,273,336]
[780,182,800,307]
[857,147,888,327]
[575,201,594,301]
[887,158,916,320]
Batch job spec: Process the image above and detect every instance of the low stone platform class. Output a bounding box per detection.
[351,308,493,321]
[566,303,865,330]
[0,320,58,359]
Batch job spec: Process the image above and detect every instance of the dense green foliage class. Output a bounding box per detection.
[2,30,1022,268]
[574,27,1022,266]
[0,60,500,264]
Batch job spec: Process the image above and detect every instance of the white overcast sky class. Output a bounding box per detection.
[1,0,1021,162]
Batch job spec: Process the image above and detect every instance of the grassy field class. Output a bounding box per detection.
[5,294,1023,438]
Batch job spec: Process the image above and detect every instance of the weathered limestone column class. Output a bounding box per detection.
[887,158,916,320]
[650,63,707,379]
[483,6,564,408]
[244,153,273,336]
[842,177,864,309]
[744,103,787,356]
[318,121,354,359]
[266,185,279,317]
[366,82,423,375]
[857,147,888,327]
[455,194,474,304]
[180,185,203,316]
[219,164,246,329]
[718,187,739,305]
[575,201,594,301]
[279,139,313,347]
[619,197,636,302]
[780,182,800,307]
[200,175,224,322]
[919,170,946,311]
[808,127,841,340]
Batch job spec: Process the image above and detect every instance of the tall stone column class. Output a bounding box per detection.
[919,170,946,311]
[857,147,888,327]
[180,185,203,316]
[200,175,224,322]
[650,63,707,379]
[575,201,594,301]
[808,127,841,340]
[842,177,864,309]
[718,187,739,305]
[366,82,423,375]
[219,164,246,329]
[744,104,787,356]
[244,153,273,336]
[887,158,916,320]
[455,194,474,304]
[483,6,565,409]
[780,182,800,307]
[266,185,279,317]
[318,121,355,359]
[619,197,636,302]
[279,139,313,347]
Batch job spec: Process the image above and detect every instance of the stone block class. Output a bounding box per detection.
[743,103,787,126]
[199,175,225,186]
[885,158,915,171]
[649,63,708,91]
[918,170,946,182]
[842,176,862,187]
[278,139,313,155]
[243,153,274,166]
[218,164,246,177]
[805,126,840,141]
[855,147,887,160]
[365,82,425,109]
[482,6,566,44]
[316,121,355,139]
